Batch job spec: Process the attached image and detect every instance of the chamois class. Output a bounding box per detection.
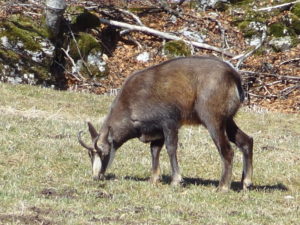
[78,56,253,191]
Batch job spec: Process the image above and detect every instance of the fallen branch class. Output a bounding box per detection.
[279,58,300,66]
[280,85,300,97]
[61,46,85,81]
[117,8,144,26]
[248,92,277,99]
[233,28,267,68]
[240,70,300,81]
[98,17,233,57]
[256,0,300,12]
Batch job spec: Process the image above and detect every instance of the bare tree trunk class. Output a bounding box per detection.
[45,0,66,38]
[45,0,67,89]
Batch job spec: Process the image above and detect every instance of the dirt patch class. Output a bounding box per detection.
[90,215,125,224]
[40,187,78,199]
[30,206,53,215]
[0,214,54,225]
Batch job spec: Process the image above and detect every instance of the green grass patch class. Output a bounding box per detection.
[0,83,299,224]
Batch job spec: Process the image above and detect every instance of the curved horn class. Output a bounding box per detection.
[93,135,102,154]
[78,131,94,151]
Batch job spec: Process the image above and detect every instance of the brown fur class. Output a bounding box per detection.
[79,56,253,191]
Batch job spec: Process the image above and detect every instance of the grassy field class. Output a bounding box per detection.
[0,82,299,225]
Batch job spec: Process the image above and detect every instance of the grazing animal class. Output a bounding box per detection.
[78,56,253,191]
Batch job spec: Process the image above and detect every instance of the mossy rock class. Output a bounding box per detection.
[0,14,48,51]
[237,21,257,38]
[163,40,191,58]
[0,14,54,85]
[214,2,230,11]
[0,48,20,63]
[79,49,109,78]
[269,36,293,52]
[269,23,287,37]
[232,10,270,38]
[69,32,102,61]
[80,61,109,79]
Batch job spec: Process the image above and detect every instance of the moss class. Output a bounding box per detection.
[0,14,49,51]
[128,8,145,14]
[214,2,230,11]
[291,3,300,17]
[237,21,256,38]
[229,0,253,4]
[163,40,191,58]
[69,32,102,61]
[291,19,300,34]
[290,13,300,34]
[291,35,300,47]
[253,47,267,56]
[66,6,85,18]
[269,23,286,37]
[0,48,21,63]
[26,65,52,83]
[228,0,256,9]
[80,63,108,79]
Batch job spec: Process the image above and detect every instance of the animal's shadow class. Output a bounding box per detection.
[123,175,288,192]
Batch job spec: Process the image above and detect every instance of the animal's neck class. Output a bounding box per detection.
[109,122,138,149]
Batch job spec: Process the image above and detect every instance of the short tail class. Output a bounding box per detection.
[237,83,245,102]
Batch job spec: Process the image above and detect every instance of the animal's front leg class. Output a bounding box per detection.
[150,139,164,184]
[163,124,182,186]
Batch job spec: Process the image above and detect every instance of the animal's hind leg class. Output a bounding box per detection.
[150,139,164,184]
[226,119,253,190]
[204,120,234,192]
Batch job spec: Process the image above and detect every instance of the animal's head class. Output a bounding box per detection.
[78,122,115,180]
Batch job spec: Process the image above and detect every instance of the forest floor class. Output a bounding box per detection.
[70,1,300,113]
[0,0,299,112]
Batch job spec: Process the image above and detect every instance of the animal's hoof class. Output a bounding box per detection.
[170,175,183,186]
[216,186,230,193]
[150,176,160,185]
[242,178,253,190]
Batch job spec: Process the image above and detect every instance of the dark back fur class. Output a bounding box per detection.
[102,56,244,147]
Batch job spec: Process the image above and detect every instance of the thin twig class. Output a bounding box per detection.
[239,70,300,81]
[67,24,93,77]
[61,46,85,81]
[117,8,144,26]
[248,92,277,99]
[235,29,267,69]
[280,85,300,97]
[279,58,300,66]
[256,0,300,12]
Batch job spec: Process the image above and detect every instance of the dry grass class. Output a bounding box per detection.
[0,82,299,225]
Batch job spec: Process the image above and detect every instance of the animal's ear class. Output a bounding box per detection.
[87,122,99,140]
